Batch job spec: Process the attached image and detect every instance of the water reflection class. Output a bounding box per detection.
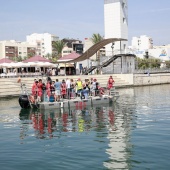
[19,104,118,139]
[18,101,136,169]
[1,85,170,170]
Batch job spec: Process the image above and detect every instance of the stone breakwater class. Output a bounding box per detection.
[0,73,170,97]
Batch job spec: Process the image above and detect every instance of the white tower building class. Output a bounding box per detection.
[104,0,128,55]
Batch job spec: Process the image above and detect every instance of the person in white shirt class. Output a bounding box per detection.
[66,78,71,99]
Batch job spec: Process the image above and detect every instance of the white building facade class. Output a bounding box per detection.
[148,46,170,61]
[104,0,128,55]
[130,36,170,61]
[0,40,36,60]
[131,35,153,51]
[26,33,59,57]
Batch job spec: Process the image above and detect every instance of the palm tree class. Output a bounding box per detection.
[91,33,103,45]
[91,33,103,74]
[52,40,66,60]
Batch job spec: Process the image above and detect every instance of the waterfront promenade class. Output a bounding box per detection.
[0,73,170,97]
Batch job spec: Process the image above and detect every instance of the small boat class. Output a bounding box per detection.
[18,84,119,110]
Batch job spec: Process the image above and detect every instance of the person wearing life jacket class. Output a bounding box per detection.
[61,79,67,99]
[107,76,115,90]
[37,79,43,102]
[46,80,51,100]
[31,80,39,103]
[76,78,83,97]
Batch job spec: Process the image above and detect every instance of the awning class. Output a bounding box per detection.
[59,63,74,67]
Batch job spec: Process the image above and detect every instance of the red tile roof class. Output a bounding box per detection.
[58,52,80,62]
[0,58,14,64]
[23,55,51,63]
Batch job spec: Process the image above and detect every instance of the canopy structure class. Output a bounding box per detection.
[63,38,127,63]
[57,52,80,62]
[58,63,74,67]
[34,62,56,67]
[23,55,51,63]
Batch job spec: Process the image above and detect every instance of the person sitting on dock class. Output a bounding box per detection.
[98,86,105,96]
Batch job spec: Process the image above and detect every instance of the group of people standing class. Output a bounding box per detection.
[31,76,115,103]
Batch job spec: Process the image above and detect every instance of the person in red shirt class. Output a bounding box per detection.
[61,79,67,99]
[30,80,39,103]
[32,80,38,97]
[37,79,43,101]
[107,76,115,90]
[46,80,51,98]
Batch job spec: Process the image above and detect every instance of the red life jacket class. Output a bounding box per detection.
[109,78,114,84]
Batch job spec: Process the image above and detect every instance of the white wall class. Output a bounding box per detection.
[148,48,170,61]
[104,0,128,55]
[131,35,153,51]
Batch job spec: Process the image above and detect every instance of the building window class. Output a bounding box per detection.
[122,2,125,8]
[123,18,126,23]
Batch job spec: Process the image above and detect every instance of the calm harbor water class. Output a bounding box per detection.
[0,84,170,170]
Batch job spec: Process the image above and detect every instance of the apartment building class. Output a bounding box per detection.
[0,40,36,60]
[132,35,153,51]
[26,33,59,57]
[62,38,83,57]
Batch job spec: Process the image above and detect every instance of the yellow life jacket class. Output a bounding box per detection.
[77,81,82,90]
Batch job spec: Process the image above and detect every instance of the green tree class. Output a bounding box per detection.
[27,52,35,58]
[91,33,103,74]
[164,61,170,68]
[136,58,161,69]
[52,40,66,60]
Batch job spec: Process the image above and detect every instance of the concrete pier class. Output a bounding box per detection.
[0,73,170,97]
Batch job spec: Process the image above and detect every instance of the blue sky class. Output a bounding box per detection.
[0,0,170,45]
